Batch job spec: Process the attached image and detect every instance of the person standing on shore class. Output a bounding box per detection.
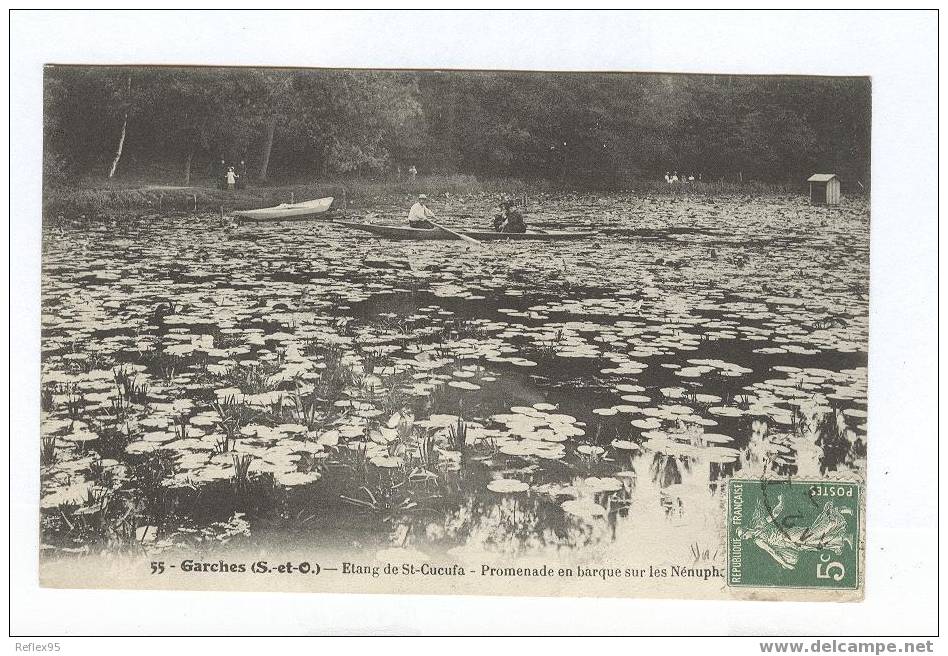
[226,166,237,191]
[408,164,418,181]
[236,159,247,189]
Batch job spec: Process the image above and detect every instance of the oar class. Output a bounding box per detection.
[428,218,486,249]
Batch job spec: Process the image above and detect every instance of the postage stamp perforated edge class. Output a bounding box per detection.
[726,478,863,594]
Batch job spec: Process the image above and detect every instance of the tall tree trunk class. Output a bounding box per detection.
[258,116,277,181]
[108,76,132,179]
[183,150,193,185]
[108,113,128,179]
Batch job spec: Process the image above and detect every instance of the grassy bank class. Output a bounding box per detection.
[43,173,862,218]
[42,174,549,218]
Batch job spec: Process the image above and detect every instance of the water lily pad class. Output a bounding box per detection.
[561,499,608,520]
[487,479,529,493]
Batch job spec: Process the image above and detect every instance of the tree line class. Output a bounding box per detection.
[43,66,871,188]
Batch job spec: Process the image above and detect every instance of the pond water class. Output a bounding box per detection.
[40,193,869,566]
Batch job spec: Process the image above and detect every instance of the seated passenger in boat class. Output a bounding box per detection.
[408,194,436,228]
[492,196,527,233]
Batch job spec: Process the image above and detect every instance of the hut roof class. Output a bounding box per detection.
[807,173,838,182]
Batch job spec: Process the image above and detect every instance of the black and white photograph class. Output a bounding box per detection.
[10,8,939,639]
[36,61,873,598]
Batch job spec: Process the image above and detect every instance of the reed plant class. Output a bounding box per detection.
[41,434,58,467]
[232,454,253,491]
[446,417,468,452]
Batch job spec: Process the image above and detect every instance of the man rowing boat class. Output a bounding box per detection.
[492,196,527,233]
[407,193,437,228]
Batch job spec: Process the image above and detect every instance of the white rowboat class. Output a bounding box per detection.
[234,197,334,221]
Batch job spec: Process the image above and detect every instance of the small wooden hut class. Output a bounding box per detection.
[807,173,841,206]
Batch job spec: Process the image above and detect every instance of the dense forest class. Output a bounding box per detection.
[43,66,871,188]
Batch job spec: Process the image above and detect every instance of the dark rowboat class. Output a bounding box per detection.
[334,221,596,241]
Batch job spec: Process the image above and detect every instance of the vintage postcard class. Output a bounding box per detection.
[38,65,869,601]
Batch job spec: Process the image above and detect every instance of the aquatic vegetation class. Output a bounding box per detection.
[487,479,529,494]
[40,193,868,564]
[113,365,149,404]
[341,481,418,522]
[314,345,355,403]
[212,396,256,453]
[94,420,137,460]
[690,541,719,564]
[815,407,853,473]
[232,454,254,491]
[334,441,370,478]
[41,384,56,412]
[41,434,58,467]
[445,417,468,452]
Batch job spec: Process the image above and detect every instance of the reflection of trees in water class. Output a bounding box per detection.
[816,408,856,473]
[659,494,685,519]
[191,406,862,555]
[650,453,685,487]
[739,407,861,479]
[423,494,602,554]
[846,436,866,467]
[394,465,640,553]
[743,433,783,478]
[375,463,597,553]
[599,488,632,539]
[634,447,734,521]
[646,452,734,489]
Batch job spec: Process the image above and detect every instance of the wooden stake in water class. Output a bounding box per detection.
[291,192,295,204]
[220,205,224,223]
[193,194,197,211]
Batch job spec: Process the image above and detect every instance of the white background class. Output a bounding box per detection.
[6,7,940,642]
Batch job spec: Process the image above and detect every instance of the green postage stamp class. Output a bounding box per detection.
[727,479,861,590]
